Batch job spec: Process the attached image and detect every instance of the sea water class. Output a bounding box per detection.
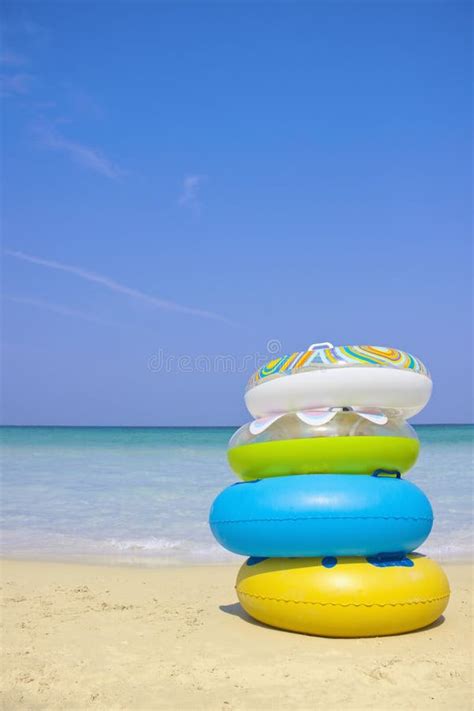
[0,426,472,565]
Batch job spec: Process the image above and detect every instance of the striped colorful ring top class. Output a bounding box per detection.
[247,344,430,390]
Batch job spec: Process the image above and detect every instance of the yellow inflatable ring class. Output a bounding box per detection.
[236,554,449,637]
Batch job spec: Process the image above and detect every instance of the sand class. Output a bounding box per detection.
[1,559,472,711]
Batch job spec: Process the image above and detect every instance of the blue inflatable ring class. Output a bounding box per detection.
[209,474,433,557]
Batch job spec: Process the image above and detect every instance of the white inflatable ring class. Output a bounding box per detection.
[245,343,432,419]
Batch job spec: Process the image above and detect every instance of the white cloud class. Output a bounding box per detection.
[32,121,123,180]
[5,250,233,324]
[178,174,207,214]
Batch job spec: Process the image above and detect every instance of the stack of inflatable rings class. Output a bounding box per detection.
[209,342,450,637]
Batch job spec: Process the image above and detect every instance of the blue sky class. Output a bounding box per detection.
[1,1,472,425]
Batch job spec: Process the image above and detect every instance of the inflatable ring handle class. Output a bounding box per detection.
[307,342,334,351]
[372,469,401,479]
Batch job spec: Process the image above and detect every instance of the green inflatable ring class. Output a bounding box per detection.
[227,436,419,481]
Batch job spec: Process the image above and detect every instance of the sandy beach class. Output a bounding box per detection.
[1,559,472,710]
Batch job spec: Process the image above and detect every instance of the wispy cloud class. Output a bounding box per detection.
[5,250,233,324]
[3,295,113,326]
[1,24,124,179]
[32,121,123,179]
[3,16,50,44]
[0,50,28,66]
[0,72,33,97]
[178,174,207,215]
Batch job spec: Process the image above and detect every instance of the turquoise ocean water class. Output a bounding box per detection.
[0,426,472,565]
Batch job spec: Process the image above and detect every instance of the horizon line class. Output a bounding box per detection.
[1,423,472,428]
